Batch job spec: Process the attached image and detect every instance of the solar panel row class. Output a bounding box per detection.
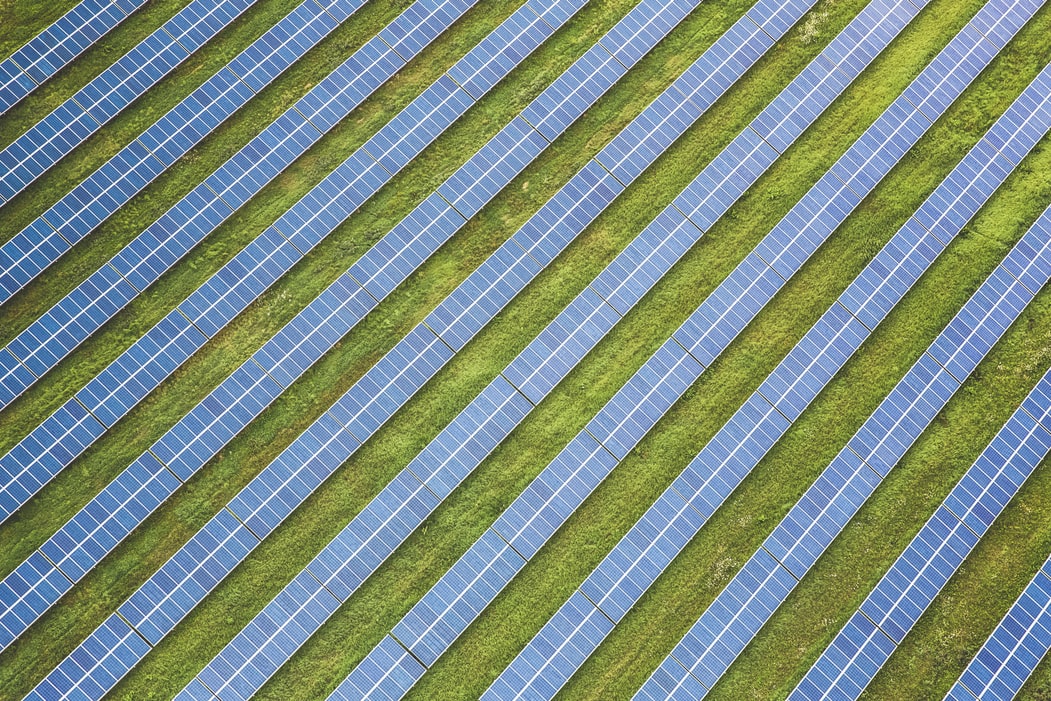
[0,0,499,524]
[0,0,146,115]
[0,0,259,203]
[945,552,1051,700]
[483,3,1043,698]
[329,0,945,696]
[163,0,814,696]
[636,63,1051,701]
[791,340,1051,701]
[19,2,701,698]
[0,0,371,306]
[0,0,469,409]
[0,0,583,654]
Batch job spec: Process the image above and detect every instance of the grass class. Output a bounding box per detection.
[1,0,1050,699]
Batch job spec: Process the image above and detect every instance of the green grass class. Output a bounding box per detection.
[1,0,1051,698]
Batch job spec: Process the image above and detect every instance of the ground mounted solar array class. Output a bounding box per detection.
[1,0,1051,699]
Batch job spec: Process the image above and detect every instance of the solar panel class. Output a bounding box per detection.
[0,0,369,305]
[0,0,147,115]
[945,554,1051,700]
[24,2,702,697]
[156,0,808,696]
[0,0,497,523]
[322,0,954,696]
[0,0,257,203]
[633,64,1051,701]
[0,0,581,657]
[787,218,1051,701]
[485,6,1047,697]
[0,1,461,408]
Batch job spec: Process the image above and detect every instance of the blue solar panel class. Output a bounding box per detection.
[635,66,1051,695]
[417,375,535,497]
[787,219,1051,701]
[792,611,896,701]
[756,302,870,421]
[437,115,550,220]
[601,0,697,66]
[763,448,882,576]
[394,529,526,666]
[673,251,784,367]
[0,0,255,202]
[22,613,150,701]
[590,207,701,314]
[947,556,1051,700]
[668,547,796,689]
[862,505,981,643]
[166,0,903,693]
[380,0,474,59]
[210,0,982,694]
[849,230,945,335]
[40,452,178,581]
[365,75,474,173]
[484,591,615,701]
[328,635,426,701]
[580,486,705,622]
[0,0,144,114]
[118,509,257,645]
[0,551,73,649]
[0,0,588,663]
[194,569,342,701]
[673,127,780,232]
[0,0,459,406]
[447,2,554,100]
[635,655,709,701]
[0,59,37,116]
[928,266,1033,382]
[493,431,619,559]
[0,0,489,522]
[585,338,704,459]
[0,399,106,519]
[502,286,622,403]
[153,362,285,481]
[847,353,960,478]
[251,276,377,388]
[521,41,625,142]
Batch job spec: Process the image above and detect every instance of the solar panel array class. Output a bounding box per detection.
[483,3,1043,697]
[0,0,258,203]
[945,552,1051,700]
[0,0,581,654]
[330,0,964,696]
[0,0,146,114]
[0,0,371,305]
[0,0,466,408]
[636,64,1051,700]
[6,0,1051,698]
[791,352,1051,701]
[0,0,500,524]
[178,0,830,696]
[19,1,709,697]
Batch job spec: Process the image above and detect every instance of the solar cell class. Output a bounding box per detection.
[158,0,802,696]
[0,0,576,658]
[0,0,149,114]
[0,0,456,401]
